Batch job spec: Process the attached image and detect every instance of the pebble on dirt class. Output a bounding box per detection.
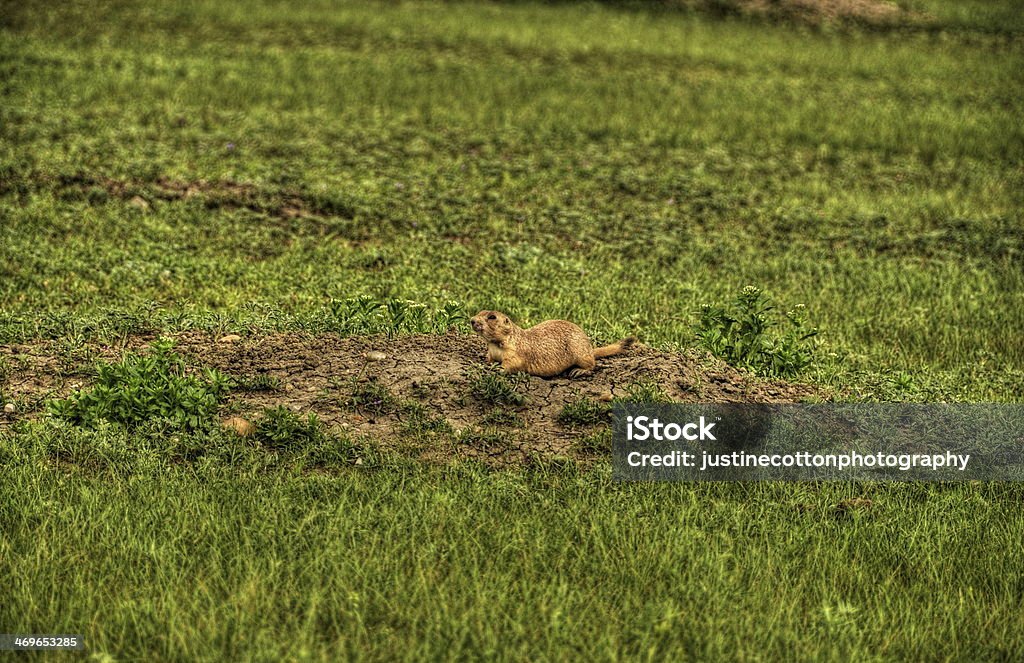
[3,403,15,414]
[365,351,387,362]
[218,334,242,343]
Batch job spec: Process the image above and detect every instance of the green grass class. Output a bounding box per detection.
[622,379,674,404]
[346,379,398,417]
[2,0,1023,659]
[558,395,611,427]
[252,406,332,452]
[1,440,1023,661]
[467,367,530,407]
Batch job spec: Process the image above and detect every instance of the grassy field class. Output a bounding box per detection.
[2,0,1023,660]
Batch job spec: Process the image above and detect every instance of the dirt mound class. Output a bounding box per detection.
[1,333,821,464]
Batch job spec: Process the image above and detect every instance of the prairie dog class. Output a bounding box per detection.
[470,310,635,378]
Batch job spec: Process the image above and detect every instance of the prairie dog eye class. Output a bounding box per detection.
[487,314,497,320]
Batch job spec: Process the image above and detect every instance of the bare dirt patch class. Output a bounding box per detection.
[1,333,822,465]
[743,0,904,24]
[669,0,912,25]
[37,173,344,221]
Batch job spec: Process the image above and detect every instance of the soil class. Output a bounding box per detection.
[670,0,912,25]
[39,174,331,220]
[742,0,905,24]
[1,333,823,464]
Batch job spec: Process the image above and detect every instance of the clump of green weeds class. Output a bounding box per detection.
[576,428,612,454]
[557,396,610,428]
[695,286,818,379]
[619,379,672,403]
[328,296,466,337]
[253,406,326,451]
[47,338,231,431]
[399,401,452,435]
[232,373,282,392]
[467,366,529,406]
[457,426,514,450]
[346,379,397,416]
[302,435,364,468]
[482,407,526,428]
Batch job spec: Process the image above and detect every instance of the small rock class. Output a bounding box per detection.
[365,351,387,362]
[222,416,255,437]
[284,384,294,392]
[354,457,364,466]
[3,403,15,414]
[218,334,242,343]
[597,391,614,402]
[128,195,150,211]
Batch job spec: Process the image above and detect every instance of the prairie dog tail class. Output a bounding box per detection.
[593,336,637,359]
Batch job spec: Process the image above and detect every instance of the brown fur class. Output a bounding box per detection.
[470,310,636,378]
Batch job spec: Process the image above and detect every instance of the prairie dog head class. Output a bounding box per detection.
[471,310,515,342]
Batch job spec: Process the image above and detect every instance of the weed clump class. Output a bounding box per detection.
[695,286,817,379]
[253,406,326,451]
[468,367,528,407]
[232,373,281,392]
[328,296,465,336]
[457,426,514,451]
[482,407,526,428]
[47,339,231,431]
[557,396,609,428]
[576,428,612,454]
[347,379,397,416]
[620,379,672,403]
[251,406,361,465]
[399,401,452,435]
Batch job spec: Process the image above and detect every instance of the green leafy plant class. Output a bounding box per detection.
[47,339,231,431]
[384,299,417,338]
[329,295,383,335]
[695,286,818,378]
[434,301,466,333]
[253,406,326,451]
[327,297,466,337]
